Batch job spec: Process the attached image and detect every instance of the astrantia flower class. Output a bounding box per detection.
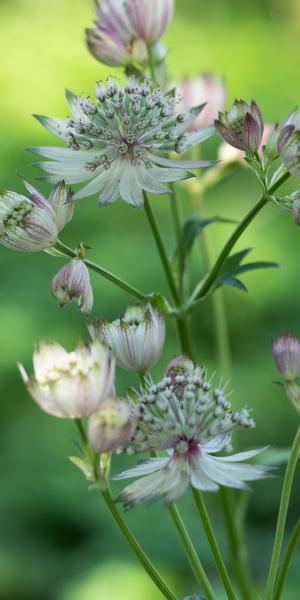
[176,74,226,131]
[114,361,268,507]
[19,340,115,418]
[88,396,136,453]
[278,110,300,177]
[0,180,74,252]
[126,0,174,45]
[90,303,165,372]
[272,333,300,381]
[215,99,264,152]
[30,78,215,208]
[52,258,93,314]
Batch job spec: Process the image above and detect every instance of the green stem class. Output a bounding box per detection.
[75,420,179,600]
[102,489,179,600]
[54,240,145,301]
[264,425,300,600]
[273,517,300,600]
[192,489,238,600]
[168,503,218,600]
[220,488,254,600]
[169,183,184,299]
[147,45,158,85]
[189,171,290,304]
[143,193,180,306]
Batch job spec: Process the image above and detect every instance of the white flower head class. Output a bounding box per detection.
[52,258,93,315]
[114,360,269,508]
[0,180,74,252]
[19,339,115,419]
[90,303,166,372]
[30,78,215,208]
[88,396,136,453]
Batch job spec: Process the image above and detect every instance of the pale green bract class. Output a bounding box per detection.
[29,77,215,208]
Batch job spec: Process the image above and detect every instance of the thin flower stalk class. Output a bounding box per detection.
[273,517,300,600]
[264,425,300,600]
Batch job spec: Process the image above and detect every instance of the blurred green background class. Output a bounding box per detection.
[0,0,300,599]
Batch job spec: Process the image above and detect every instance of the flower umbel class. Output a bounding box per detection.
[215,99,264,152]
[30,78,215,208]
[52,258,93,314]
[0,180,74,252]
[88,396,136,453]
[19,339,115,418]
[90,303,166,372]
[114,360,268,508]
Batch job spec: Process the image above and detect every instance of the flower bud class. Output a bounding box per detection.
[215,99,264,152]
[126,0,174,45]
[52,259,93,314]
[177,74,226,131]
[90,304,165,372]
[278,110,300,177]
[88,397,135,453]
[0,180,74,252]
[261,123,280,160]
[19,339,115,418]
[272,333,300,381]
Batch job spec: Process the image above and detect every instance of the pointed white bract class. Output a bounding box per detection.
[52,258,93,314]
[30,78,215,208]
[0,181,74,252]
[90,303,166,372]
[88,396,136,453]
[19,340,115,419]
[176,73,226,131]
[114,359,269,508]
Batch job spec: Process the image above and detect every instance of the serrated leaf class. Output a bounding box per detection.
[214,248,280,292]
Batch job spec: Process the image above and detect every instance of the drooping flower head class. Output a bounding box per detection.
[90,303,166,372]
[272,333,300,381]
[0,180,74,252]
[278,110,300,177]
[52,258,93,315]
[86,0,174,68]
[30,78,215,208]
[176,73,226,131]
[114,359,268,508]
[19,339,115,418]
[88,396,136,453]
[215,99,264,152]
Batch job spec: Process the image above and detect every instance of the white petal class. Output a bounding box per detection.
[212,447,269,462]
[113,457,170,480]
[200,433,232,453]
[119,165,144,207]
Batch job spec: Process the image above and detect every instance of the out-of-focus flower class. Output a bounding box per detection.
[52,258,93,314]
[88,396,135,453]
[177,74,226,131]
[272,333,300,381]
[114,361,268,508]
[278,110,300,176]
[218,142,245,165]
[30,78,215,208]
[90,303,166,372]
[126,0,174,45]
[86,0,173,68]
[0,181,74,252]
[259,123,281,160]
[215,99,264,152]
[19,340,115,418]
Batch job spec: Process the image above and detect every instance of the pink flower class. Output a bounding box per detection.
[177,74,226,131]
[126,0,174,45]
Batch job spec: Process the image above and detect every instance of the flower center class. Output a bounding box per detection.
[4,199,32,228]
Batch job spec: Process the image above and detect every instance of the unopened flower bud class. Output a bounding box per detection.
[19,340,115,418]
[0,180,74,252]
[278,110,300,177]
[262,123,281,160]
[272,333,300,381]
[90,304,165,372]
[88,397,135,453]
[52,259,93,314]
[126,0,174,45]
[215,99,264,152]
[177,74,226,131]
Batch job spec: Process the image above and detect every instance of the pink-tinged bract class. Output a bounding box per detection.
[215,99,264,152]
[52,258,93,314]
[272,333,300,381]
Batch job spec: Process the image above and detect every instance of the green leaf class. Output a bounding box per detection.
[215,248,281,292]
[173,214,237,277]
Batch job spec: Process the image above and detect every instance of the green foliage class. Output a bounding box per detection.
[214,247,281,292]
